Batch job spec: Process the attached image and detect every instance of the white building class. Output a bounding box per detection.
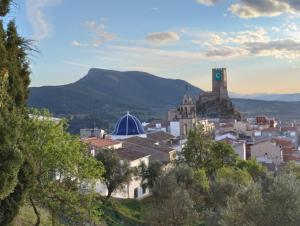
[95,148,151,199]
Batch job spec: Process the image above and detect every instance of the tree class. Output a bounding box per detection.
[237,159,267,182]
[95,149,132,199]
[0,0,10,16]
[181,125,212,169]
[145,171,199,226]
[0,3,33,224]
[263,172,300,226]
[210,167,252,208]
[207,142,239,175]
[140,160,163,189]
[23,109,104,226]
[182,126,239,176]
[219,182,264,226]
[205,167,253,225]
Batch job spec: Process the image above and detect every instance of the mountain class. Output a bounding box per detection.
[28,68,300,133]
[230,92,300,102]
[28,68,202,132]
[232,98,300,120]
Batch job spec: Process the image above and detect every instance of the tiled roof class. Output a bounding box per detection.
[122,142,169,163]
[116,148,150,161]
[145,119,168,128]
[219,137,235,145]
[83,137,120,148]
[281,127,298,132]
[147,131,175,142]
[261,128,279,132]
[272,138,293,148]
[124,136,173,153]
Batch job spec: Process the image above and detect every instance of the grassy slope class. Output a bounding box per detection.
[11,199,148,226]
[101,198,151,226]
[10,204,53,226]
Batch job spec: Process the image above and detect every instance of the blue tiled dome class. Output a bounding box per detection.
[112,112,145,136]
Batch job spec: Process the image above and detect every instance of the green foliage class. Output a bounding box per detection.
[281,161,300,179]
[23,109,104,225]
[237,159,267,182]
[101,199,145,226]
[6,20,31,108]
[0,0,10,16]
[182,126,239,176]
[263,172,300,226]
[0,6,33,225]
[96,149,132,199]
[145,171,199,226]
[181,125,212,169]
[207,142,239,175]
[140,160,163,189]
[208,167,252,209]
[219,182,264,226]
[194,168,210,193]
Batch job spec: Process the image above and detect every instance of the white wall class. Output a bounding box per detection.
[95,156,151,199]
[169,121,180,137]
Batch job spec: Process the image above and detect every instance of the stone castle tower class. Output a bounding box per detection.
[212,68,228,100]
[197,68,241,120]
[198,68,229,103]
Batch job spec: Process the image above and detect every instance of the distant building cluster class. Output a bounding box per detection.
[79,68,300,199]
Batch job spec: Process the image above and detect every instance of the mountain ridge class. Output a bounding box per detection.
[28,68,300,133]
[230,92,300,102]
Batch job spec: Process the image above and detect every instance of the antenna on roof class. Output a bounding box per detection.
[127,110,130,115]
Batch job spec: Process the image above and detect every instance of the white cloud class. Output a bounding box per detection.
[84,20,117,46]
[229,0,300,18]
[206,46,249,58]
[71,40,88,47]
[189,27,300,60]
[71,20,117,48]
[196,0,220,6]
[25,0,61,40]
[192,28,269,47]
[271,26,280,32]
[245,39,300,59]
[147,32,180,44]
[64,60,91,68]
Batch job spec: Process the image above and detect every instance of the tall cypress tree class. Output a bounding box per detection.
[0,1,33,224]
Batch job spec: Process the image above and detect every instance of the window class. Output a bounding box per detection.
[134,188,138,198]
[142,185,147,195]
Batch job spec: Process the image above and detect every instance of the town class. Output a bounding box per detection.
[2,0,300,225]
[80,68,300,199]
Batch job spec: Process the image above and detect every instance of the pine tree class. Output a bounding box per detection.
[0,1,33,224]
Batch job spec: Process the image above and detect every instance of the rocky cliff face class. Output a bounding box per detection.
[196,98,241,120]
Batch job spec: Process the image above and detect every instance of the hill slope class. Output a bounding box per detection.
[28,68,300,133]
[230,92,300,102]
[232,98,300,120]
[28,68,202,131]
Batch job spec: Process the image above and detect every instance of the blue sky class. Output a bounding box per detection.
[8,0,300,93]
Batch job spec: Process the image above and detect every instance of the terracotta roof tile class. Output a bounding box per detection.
[147,131,175,142]
[83,137,120,148]
[116,148,150,161]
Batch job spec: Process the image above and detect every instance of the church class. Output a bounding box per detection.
[167,94,198,139]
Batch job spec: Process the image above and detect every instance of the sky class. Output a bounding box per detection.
[7,0,300,94]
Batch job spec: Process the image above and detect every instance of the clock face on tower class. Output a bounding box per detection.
[215,71,222,81]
